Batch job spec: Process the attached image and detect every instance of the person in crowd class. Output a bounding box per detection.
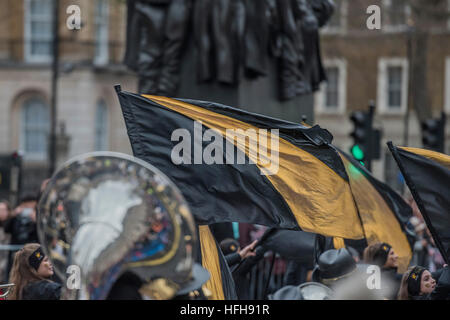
[0,199,10,223]
[397,265,450,300]
[270,248,382,300]
[346,246,360,263]
[312,248,356,288]
[3,194,39,280]
[7,243,61,300]
[313,248,387,299]
[405,193,445,270]
[220,238,258,269]
[311,248,358,289]
[238,223,257,249]
[0,199,12,282]
[363,242,402,299]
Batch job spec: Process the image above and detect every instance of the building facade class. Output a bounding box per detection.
[0,0,137,195]
[1,0,450,196]
[315,0,450,189]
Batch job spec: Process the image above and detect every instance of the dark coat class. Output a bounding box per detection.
[225,252,242,268]
[22,281,61,300]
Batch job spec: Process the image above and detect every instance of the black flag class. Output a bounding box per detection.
[388,142,450,263]
[116,88,365,239]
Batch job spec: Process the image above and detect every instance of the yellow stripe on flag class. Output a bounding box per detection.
[399,147,450,170]
[198,225,225,300]
[340,154,412,272]
[143,95,364,240]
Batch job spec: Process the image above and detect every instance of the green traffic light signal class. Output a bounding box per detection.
[351,144,365,161]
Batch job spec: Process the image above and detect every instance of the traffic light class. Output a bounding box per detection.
[349,111,370,164]
[0,152,22,205]
[0,156,12,196]
[349,102,380,171]
[421,112,446,153]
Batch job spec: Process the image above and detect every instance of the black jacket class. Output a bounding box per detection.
[22,281,61,300]
[225,252,242,268]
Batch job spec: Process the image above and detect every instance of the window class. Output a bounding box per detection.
[24,0,54,62]
[377,58,408,114]
[445,57,450,113]
[383,0,409,31]
[95,100,108,150]
[315,59,347,114]
[21,98,49,160]
[387,66,403,109]
[94,0,109,65]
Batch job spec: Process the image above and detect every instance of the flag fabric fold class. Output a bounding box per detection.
[198,225,237,300]
[338,150,413,272]
[116,88,364,239]
[388,143,450,264]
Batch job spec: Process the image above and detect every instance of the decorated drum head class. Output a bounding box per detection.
[37,152,199,300]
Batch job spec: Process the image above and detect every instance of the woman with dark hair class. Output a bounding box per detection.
[363,242,402,299]
[397,265,450,300]
[7,243,61,300]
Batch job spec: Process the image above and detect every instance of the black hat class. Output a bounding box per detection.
[219,238,240,256]
[312,248,356,285]
[176,263,211,296]
[407,266,426,296]
[373,243,391,267]
[29,247,45,271]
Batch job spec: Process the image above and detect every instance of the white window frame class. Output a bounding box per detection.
[445,57,450,114]
[322,0,348,35]
[382,0,411,33]
[94,0,109,66]
[377,57,409,115]
[20,98,49,161]
[24,0,54,63]
[94,100,109,151]
[315,59,347,115]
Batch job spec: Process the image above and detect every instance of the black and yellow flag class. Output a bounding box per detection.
[338,150,413,272]
[116,87,364,239]
[198,225,237,300]
[388,142,450,264]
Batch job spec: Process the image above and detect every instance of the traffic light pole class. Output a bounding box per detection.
[49,0,60,177]
[366,102,375,172]
[439,112,446,153]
